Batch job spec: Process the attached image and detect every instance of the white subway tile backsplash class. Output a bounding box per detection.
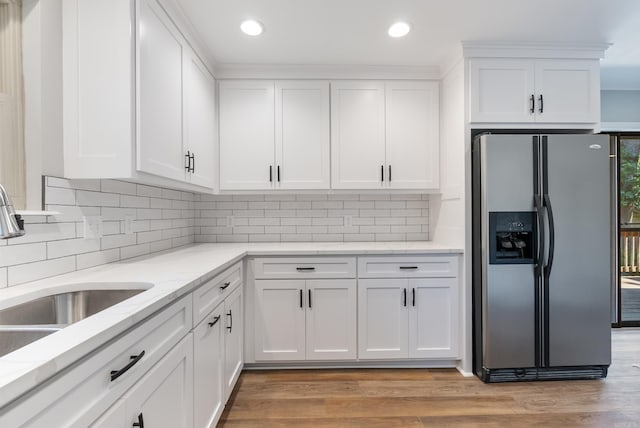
[47,205,101,222]
[8,256,76,286]
[102,234,137,250]
[77,190,119,207]
[47,238,101,259]
[138,230,163,244]
[101,179,137,196]
[149,239,173,253]
[121,195,150,208]
[102,207,137,221]
[120,243,150,260]
[0,243,47,267]
[45,187,76,205]
[8,223,76,245]
[137,184,163,198]
[0,268,7,288]
[76,249,120,270]
[47,177,101,191]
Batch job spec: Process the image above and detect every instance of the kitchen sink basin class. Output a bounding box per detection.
[0,327,62,358]
[0,285,151,357]
[0,289,146,325]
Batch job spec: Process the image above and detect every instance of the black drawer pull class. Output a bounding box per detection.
[208,315,221,327]
[110,351,145,382]
[300,289,303,308]
[399,266,419,270]
[412,288,416,307]
[220,281,231,290]
[227,310,233,333]
[308,289,312,309]
[133,413,144,428]
[403,288,407,307]
[296,267,316,271]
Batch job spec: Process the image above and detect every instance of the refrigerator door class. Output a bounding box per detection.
[480,135,537,369]
[544,134,611,367]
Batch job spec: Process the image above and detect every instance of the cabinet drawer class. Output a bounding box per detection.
[253,257,356,279]
[193,262,242,325]
[358,256,458,278]
[1,294,192,427]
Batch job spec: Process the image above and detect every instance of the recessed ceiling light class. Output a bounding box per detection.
[388,22,411,38]
[240,19,264,36]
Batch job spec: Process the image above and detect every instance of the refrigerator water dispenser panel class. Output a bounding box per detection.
[489,211,536,264]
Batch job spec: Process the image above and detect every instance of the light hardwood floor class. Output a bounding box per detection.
[218,329,640,427]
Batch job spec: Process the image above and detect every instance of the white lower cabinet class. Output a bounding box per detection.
[223,286,244,401]
[358,277,459,360]
[193,303,224,428]
[254,279,357,361]
[92,334,194,428]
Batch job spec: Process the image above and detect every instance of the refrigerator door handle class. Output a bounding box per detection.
[534,195,545,274]
[543,194,555,276]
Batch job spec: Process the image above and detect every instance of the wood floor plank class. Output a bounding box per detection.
[218,329,640,427]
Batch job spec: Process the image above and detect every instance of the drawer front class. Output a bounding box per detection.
[358,256,458,278]
[193,262,243,325]
[254,257,356,279]
[1,294,193,427]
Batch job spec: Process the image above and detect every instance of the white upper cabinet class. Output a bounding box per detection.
[219,80,330,191]
[331,81,386,189]
[219,81,275,190]
[275,81,330,189]
[385,81,439,189]
[331,81,439,190]
[469,58,600,125]
[184,52,216,189]
[137,0,185,182]
[62,0,216,191]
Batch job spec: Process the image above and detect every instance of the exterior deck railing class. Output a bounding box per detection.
[621,227,640,273]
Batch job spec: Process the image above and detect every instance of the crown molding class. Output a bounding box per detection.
[461,41,611,60]
[213,63,441,80]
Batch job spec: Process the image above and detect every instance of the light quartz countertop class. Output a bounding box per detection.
[0,241,462,408]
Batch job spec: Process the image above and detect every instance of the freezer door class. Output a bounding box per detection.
[544,135,611,367]
[480,135,537,369]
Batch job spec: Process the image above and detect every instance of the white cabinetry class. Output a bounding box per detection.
[63,0,216,191]
[469,58,599,125]
[92,334,194,428]
[331,81,439,189]
[358,256,459,360]
[219,80,330,190]
[223,286,244,400]
[253,257,357,361]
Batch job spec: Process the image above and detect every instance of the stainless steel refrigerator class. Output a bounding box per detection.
[472,134,612,382]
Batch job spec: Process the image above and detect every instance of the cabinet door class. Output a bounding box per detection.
[90,400,126,428]
[534,59,600,123]
[306,280,357,360]
[358,279,408,359]
[184,51,216,189]
[254,280,306,361]
[468,59,535,123]
[219,81,275,190]
[137,0,186,181]
[223,286,244,400]
[275,81,330,189]
[193,305,224,428]
[124,334,194,428]
[408,278,459,359]
[385,81,439,189]
[331,81,386,189]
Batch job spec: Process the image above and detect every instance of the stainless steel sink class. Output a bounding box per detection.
[0,287,149,357]
[0,289,145,325]
[0,327,62,358]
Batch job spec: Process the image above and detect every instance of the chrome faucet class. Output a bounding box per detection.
[0,184,25,239]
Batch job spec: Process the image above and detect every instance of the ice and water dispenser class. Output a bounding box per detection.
[488,212,536,264]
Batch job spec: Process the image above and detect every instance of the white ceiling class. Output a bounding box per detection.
[176,0,640,86]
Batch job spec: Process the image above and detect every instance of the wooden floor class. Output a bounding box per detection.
[218,329,640,427]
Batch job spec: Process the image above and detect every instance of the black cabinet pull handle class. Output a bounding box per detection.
[277,165,280,182]
[110,351,145,382]
[296,267,316,271]
[220,281,231,290]
[530,94,535,114]
[381,165,384,182]
[227,310,233,333]
[190,152,195,173]
[399,266,418,270]
[538,94,544,114]
[308,289,312,308]
[185,151,191,171]
[412,288,416,307]
[299,289,303,308]
[133,413,144,428]
[269,165,273,182]
[403,288,407,307]
[388,165,392,182]
[208,315,221,327]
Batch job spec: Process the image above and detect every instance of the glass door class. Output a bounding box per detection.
[618,135,640,326]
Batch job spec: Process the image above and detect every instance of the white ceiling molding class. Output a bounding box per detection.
[461,42,611,60]
[213,63,441,80]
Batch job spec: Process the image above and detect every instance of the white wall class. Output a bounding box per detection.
[601,89,640,123]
